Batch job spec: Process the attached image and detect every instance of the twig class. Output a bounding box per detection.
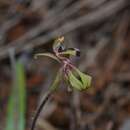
[0,0,127,60]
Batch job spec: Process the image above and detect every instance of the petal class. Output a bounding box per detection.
[74,68,92,89]
[59,48,80,57]
[67,67,92,91]
[68,71,83,91]
[50,69,62,91]
[34,53,60,63]
[53,37,64,52]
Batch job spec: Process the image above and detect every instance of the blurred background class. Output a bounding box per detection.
[0,0,130,130]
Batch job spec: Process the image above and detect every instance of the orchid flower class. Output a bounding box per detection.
[31,37,92,130]
[34,36,92,91]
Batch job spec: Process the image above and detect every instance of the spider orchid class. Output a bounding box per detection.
[31,37,92,130]
[34,36,92,91]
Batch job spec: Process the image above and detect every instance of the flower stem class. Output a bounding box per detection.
[31,90,52,130]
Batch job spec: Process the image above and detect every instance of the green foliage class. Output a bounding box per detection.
[5,61,26,130]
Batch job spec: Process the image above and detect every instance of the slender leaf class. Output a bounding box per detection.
[5,61,26,130]
[16,62,26,130]
[5,94,15,130]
